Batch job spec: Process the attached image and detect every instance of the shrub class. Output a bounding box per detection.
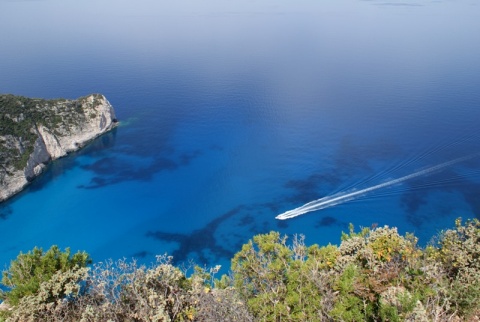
[1,246,91,306]
[2,219,480,321]
[71,256,192,321]
[231,232,293,320]
[5,267,89,322]
[231,232,333,321]
[435,218,480,318]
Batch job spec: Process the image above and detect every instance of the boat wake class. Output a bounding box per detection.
[276,153,479,220]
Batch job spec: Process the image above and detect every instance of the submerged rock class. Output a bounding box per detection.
[0,94,117,202]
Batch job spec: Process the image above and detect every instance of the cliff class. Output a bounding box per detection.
[0,94,117,202]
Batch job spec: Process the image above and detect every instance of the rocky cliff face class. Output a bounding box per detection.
[0,94,117,202]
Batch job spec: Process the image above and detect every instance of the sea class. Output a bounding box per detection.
[1,0,480,274]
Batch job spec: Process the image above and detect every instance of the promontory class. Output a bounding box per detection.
[0,94,117,202]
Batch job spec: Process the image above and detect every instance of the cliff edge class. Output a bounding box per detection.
[0,94,117,202]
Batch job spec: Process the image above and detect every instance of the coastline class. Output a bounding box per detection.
[0,94,118,203]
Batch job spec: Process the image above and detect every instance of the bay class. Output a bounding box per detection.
[1,0,480,272]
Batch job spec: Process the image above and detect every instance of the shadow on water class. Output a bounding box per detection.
[284,173,340,205]
[146,206,246,265]
[79,156,177,188]
[314,216,348,229]
[78,127,119,157]
[282,137,404,208]
[78,150,202,189]
[0,129,119,212]
[77,117,205,189]
[0,205,12,220]
[402,166,480,226]
[238,214,255,226]
[29,128,118,192]
[276,220,289,229]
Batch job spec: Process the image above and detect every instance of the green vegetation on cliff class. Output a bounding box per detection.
[1,218,479,321]
[0,93,116,202]
[0,94,105,172]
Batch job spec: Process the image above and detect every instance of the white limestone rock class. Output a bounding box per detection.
[37,126,66,159]
[53,94,117,152]
[0,94,118,202]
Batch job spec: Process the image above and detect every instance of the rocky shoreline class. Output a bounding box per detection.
[0,94,117,202]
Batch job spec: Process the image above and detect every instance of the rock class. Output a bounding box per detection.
[24,137,51,181]
[0,94,118,202]
[37,125,66,159]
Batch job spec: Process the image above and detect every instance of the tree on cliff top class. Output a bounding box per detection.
[0,245,91,306]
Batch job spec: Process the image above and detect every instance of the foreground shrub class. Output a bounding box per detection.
[1,255,253,322]
[230,221,480,321]
[231,232,334,321]
[71,255,192,321]
[431,218,480,318]
[5,267,89,322]
[189,267,253,321]
[0,246,91,306]
[1,218,479,321]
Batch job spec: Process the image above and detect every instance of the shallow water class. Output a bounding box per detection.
[1,0,480,272]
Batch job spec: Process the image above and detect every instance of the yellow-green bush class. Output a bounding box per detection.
[1,219,479,321]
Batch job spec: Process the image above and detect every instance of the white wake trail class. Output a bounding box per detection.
[276,153,478,220]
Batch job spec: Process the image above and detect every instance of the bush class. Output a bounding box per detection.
[5,267,89,322]
[231,232,334,321]
[75,256,192,321]
[1,219,480,321]
[1,246,91,306]
[433,218,480,318]
[229,221,479,321]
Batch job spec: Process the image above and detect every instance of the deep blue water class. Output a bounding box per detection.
[1,0,480,273]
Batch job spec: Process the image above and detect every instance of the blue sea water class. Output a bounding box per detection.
[1,0,480,273]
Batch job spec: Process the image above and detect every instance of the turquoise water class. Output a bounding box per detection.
[1,0,480,272]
